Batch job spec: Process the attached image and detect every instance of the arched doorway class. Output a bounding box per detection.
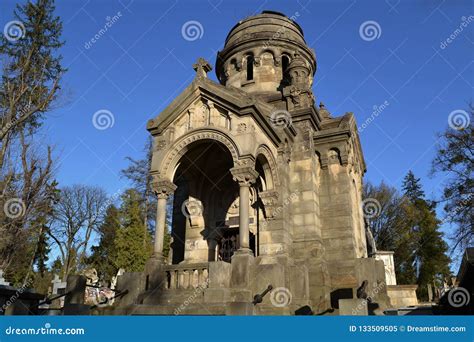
[169,139,257,264]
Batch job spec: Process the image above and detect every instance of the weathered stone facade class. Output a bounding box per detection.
[108,11,392,315]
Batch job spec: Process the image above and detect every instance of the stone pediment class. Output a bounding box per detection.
[147,76,284,146]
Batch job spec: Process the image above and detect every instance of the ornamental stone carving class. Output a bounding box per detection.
[151,179,177,199]
[259,190,280,220]
[230,165,259,186]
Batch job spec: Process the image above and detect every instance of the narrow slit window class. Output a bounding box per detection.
[246,55,254,81]
[282,55,290,83]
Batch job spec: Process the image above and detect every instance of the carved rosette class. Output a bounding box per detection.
[152,179,177,199]
[230,165,259,186]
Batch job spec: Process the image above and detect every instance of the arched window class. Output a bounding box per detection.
[281,55,290,84]
[246,55,254,81]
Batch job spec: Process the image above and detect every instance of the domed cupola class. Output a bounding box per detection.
[216,11,316,95]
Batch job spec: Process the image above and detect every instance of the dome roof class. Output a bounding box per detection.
[215,11,316,86]
[223,11,306,48]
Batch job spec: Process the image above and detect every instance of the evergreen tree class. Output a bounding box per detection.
[401,172,451,301]
[121,138,171,259]
[0,0,65,168]
[402,170,425,203]
[87,205,120,284]
[113,190,152,272]
[50,257,62,276]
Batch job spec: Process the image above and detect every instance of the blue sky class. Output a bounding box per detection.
[1,0,473,261]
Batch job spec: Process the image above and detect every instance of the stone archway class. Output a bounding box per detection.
[159,128,240,181]
[151,128,260,265]
[169,138,238,264]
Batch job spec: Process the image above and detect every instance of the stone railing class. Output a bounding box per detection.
[163,263,209,290]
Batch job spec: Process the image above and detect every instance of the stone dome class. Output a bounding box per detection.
[216,11,316,93]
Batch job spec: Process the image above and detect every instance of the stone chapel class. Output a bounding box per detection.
[109,11,417,315]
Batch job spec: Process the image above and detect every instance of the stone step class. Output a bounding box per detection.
[96,303,226,315]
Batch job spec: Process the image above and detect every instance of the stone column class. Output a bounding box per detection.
[208,238,218,261]
[152,179,177,260]
[230,165,259,253]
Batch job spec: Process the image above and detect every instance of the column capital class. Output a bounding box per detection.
[230,165,259,186]
[152,179,177,199]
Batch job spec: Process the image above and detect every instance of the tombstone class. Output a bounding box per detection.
[374,251,397,285]
[63,275,89,315]
[50,275,67,308]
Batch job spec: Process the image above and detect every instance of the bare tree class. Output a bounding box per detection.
[48,185,107,278]
[432,105,474,252]
[0,129,56,285]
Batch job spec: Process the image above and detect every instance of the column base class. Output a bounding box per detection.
[144,256,166,291]
[234,248,254,256]
[230,249,255,290]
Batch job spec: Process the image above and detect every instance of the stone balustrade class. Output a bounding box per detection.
[163,263,209,290]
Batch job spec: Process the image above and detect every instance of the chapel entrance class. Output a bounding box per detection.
[170,138,257,264]
[217,228,256,262]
